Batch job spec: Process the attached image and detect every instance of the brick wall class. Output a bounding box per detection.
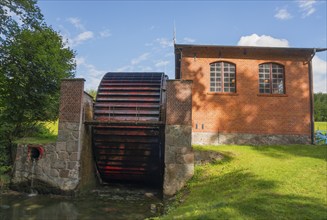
[165,80,193,126]
[179,47,311,139]
[59,79,85,123]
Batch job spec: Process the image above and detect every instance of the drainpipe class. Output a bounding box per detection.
[308,49,316,144]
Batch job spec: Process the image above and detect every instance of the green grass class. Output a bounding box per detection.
[15,136,57,144]
[42,120,59,136]
[315,121,327,132]
[160,145,327,220]
[15,120,59,144]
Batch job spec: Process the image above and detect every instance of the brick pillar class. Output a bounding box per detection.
[164,80,194,196]
[55,78,85,191]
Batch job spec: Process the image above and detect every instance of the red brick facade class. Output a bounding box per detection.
[59,79,85,123]
[175,45,314,140]
[166,80,193,126]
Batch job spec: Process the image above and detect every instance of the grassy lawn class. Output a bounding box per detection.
[161,145,327,220]
[14,120,59,144]
[315,121,327,132]
[42,120,59,136]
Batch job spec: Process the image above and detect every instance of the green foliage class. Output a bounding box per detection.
[86,89,97,100]
[315,121,327,132]
[160,145,327,219]
[0,0,43,43]
[314,93,327,122]
[0,26,75,136]
[42,120,59,136]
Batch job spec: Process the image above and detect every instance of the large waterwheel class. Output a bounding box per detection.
[92,72,167,185]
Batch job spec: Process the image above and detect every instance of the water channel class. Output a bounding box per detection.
[0,184,165,220]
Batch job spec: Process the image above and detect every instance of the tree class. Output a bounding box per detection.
[0,0,43,43]
[314,93,327,122]
[86,89,97,100]
[0,26,76,138]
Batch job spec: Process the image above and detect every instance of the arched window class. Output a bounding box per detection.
[210,62,236,93]
[259,63,285,94]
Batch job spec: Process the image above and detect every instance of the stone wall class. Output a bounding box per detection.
[192,132,311,146]
[163,80,194,196]
[12,79,96,193]
[12,143,75,193]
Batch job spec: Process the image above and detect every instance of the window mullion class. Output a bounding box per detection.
[270,64,273,94]
[221,62,224,92]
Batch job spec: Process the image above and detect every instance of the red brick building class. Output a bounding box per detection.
[174,44,325,145]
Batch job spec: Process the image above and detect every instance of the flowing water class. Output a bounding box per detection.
[0,185,164,220]
[29,159,38,197]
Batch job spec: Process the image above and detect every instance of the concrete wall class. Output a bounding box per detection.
[163,80,194,196]
[12,79,96,193]
[178,46,312,145]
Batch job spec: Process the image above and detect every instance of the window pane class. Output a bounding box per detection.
[210,62,236,93]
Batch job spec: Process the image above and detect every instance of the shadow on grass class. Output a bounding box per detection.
[175,169,327,219]
[249,145,327,161]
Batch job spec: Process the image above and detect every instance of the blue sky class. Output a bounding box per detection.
[37,0,326,92]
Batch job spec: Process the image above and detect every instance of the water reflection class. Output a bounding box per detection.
[0,187,163,220]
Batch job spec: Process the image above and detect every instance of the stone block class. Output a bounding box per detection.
[68,161,77,170]
[50,169,59,177]
[58,151,69,160]
[52,161,66,169]
[70,131,80,140]
[163,163,194,196]
[44,145,56,155]
[59,169,70,178]
[68,169,79,179]
[57,130,69,142]
[66,141,78,153]
[56,142,66,151]
[66,123,80,131]
[165,125,192,147]
[70,152,78,161]
[176,150,194,164]
[62,179,79,191]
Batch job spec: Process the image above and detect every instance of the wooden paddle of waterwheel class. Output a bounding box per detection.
[91,72,167,185]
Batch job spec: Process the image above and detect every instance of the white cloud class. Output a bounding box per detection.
[312,55,327,93]
[99,30,111,38]
[237,34,289,47]
[116,53,152,72]
[155,60,169,67]
[69,31,94,47]
[156,38,174,48]
[75,57,86,66]
[131,53,150,65]
[298,0,317,17]
[67,17,85,30]
[116,65,153,72]
[76,31,94,42]
[275,8,292,20]
[183,37,196,43]
[75,56,105,90]
[116,65,132,72]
